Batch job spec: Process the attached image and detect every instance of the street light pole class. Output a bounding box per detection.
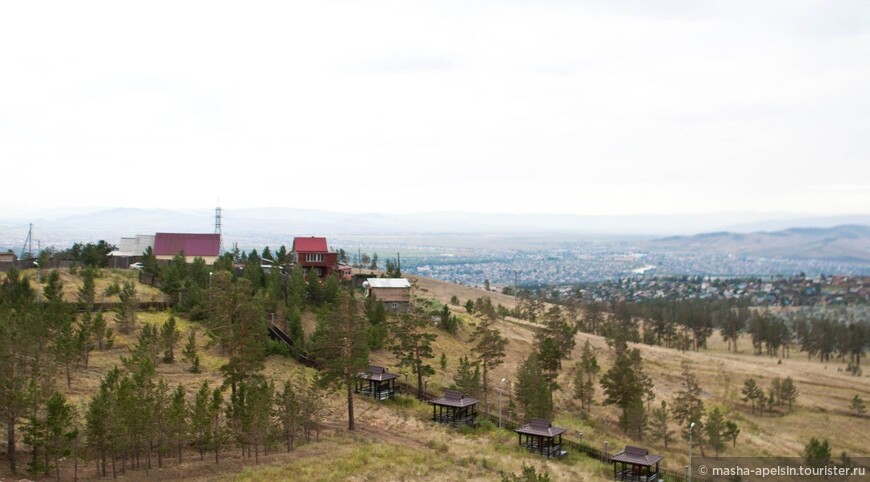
[689,421,695,482]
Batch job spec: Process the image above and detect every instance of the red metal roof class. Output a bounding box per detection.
[153,233,220,257]
[293,236,328,253]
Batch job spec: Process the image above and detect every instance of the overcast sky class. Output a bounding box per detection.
[1,1,869,217]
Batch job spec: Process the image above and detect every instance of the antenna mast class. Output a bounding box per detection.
[214,205,223,254]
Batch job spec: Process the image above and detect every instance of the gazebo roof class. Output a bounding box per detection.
[515,418,567,438]
[358,365,398,382]
[610,446,664,467]
[428,390,478,408]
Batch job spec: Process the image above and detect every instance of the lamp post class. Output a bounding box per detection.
[689,421,695,482]
[33,261,41,304]
[209,271,213,288]
[498,378,507,428]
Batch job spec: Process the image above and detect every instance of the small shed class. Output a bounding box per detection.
[428,390,478,427]
[610,445,663,482]
[364,278,411,313]
[355,365,398,400]
[0,250,17,263]
[515,418,567,458]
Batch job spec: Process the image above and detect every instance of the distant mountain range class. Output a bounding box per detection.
[652,225,870,263]
[1,208,869,260]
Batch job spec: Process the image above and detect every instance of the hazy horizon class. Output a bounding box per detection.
[1,206,869,246]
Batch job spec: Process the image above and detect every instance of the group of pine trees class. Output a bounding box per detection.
[0,267,117,476]
[740,376,798,415]
[515,287,870,375]
[0,258,340,479]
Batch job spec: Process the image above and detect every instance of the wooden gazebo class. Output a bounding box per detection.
[428,390,479,426]
[610,445,663,482]
[515,418,567,458]
[355,366,398,400]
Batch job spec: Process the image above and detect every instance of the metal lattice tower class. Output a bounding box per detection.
[215,206,224,254]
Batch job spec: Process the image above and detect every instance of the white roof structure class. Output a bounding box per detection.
[109,234,155,257]
[365,278,411,289]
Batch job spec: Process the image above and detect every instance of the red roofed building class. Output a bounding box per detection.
[153,233,221,264]
[293,236,337,278]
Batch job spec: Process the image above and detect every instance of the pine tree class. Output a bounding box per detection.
[310,291,369,431]
[779,376,798,412]
[724,420,740,448]
[286,306,305,356]
[160,316,181,363]
[453,355,482,399]
[115,281,138,334]
[470,314,508,413]
[536,336,561,392]
[92,311,107,350]
[44,392,78,481]
[672,362,705,455]
[287,266,306,310]
[142,246,160,276]
[275,380,301,452]
[78,266,96,312]
[85,367,120,477]
[514,352,553,420]
[210,386,225,464]
[650,400,673,448]
[573,340,600,412]
[54,317,79,389]
[804,437,832,468]
[389,314,437,397]
[705,407,727,458]
[218,278,268,395]
[741,378,764,414]
[182,330,198,366]
[306,272,323,306]
[165,385,188,463]
[0,269,47,474]
[43,270,64,303]
[600,344,653,437]
[189,381,212,461]
[850,395,866,415]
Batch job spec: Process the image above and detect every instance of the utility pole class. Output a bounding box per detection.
[20,223,33,259]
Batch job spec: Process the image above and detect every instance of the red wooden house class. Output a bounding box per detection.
[292,236,338,278]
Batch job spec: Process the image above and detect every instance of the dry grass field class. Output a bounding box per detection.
[404,274,870,467]
[4,268,869,481]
